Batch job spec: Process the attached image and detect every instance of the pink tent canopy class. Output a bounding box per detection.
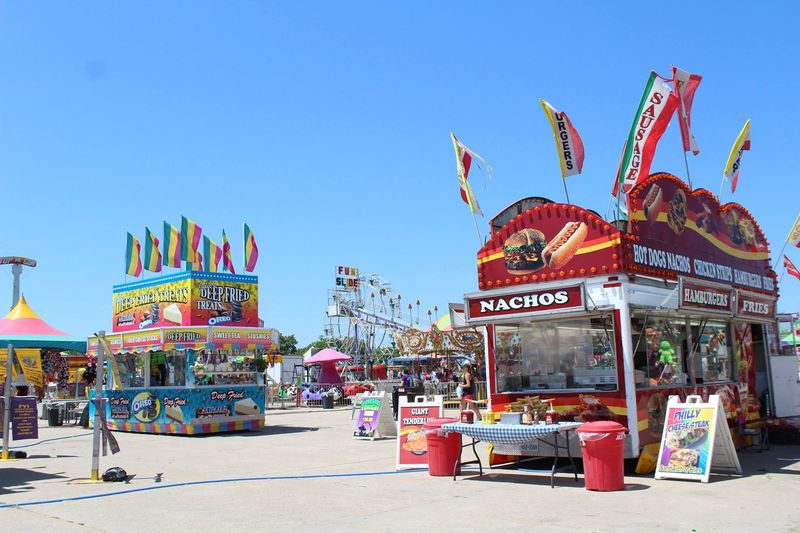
[304,348,352,384]
[304,348,352,365]
[0,296,86,351]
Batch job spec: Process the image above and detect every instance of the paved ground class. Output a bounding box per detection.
[1,407,799,532]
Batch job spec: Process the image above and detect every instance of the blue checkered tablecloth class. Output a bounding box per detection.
[440,421,583,445]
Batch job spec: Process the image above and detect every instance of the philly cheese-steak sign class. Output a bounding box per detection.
[627,173,776,296]
[466,284,585,322]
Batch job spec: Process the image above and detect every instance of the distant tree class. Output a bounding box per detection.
[279,334,298,354]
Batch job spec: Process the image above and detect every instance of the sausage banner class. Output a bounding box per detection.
[614,72,679,195]
[539,99,585,178]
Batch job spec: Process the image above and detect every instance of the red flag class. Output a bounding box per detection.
[785,255,800,281]
[672,66,702,155]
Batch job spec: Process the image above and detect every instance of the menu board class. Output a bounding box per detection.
[6,396,39,441]
[353,392,385,440]
[396,396,444,470]
[654,395,741,483]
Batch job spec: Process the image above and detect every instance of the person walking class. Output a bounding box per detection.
[459,364,482,421]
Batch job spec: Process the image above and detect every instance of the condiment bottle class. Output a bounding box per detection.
[521,405,532,425]
[533,411,540,425]
[545,400,559,425]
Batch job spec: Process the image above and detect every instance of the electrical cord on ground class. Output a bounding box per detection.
[0,468,431,508]
[10,433,92,449]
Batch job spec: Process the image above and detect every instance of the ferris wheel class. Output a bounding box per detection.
[324,268,440,366]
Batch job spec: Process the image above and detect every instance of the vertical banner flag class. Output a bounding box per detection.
[192,250,204,271]
[723,119,751,193]
[785,255,800,281]
[539,99,585,177]
[221,230,236,274]
[449,133,483,216]
[244,223,259,272]
[671,66,702,155]
[787,213,800,248]
[144,227,162,273]
[163,222,182,268]
[203,236,223,272]
[125,233,143,277]
[180,215,202,264]
[615,72,679,194]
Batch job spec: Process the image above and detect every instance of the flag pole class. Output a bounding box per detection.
[471,212,483,247]
[682,151,692,188]
[561,178,571,204]
[717,177,726,200]
[773,243,789,270]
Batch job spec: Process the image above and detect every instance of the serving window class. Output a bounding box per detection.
[631,316,688,388]
[494,315,617,393]
[689,319,734,384]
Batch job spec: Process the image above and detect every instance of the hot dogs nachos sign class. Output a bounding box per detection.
[466,284,585,323]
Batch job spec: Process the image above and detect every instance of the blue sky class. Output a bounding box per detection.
[1,2,799,346]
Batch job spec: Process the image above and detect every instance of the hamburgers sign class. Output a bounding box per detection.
[466,284,585,322]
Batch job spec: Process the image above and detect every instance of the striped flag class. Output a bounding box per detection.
[785,255,800,281]
[144,227,162,273]
[450,133,484,216]
[723,120,751,193]
[671,66,702,155]
[539,99,585,177]
[125,233,142,277]
[787,213,800,248]
[244,223,259,272]
[203,236,223,273]
[192,250,204,271]
[222,230,236,274]
[180,215,202,264]
[615,72,679,195]
[163,222,182,268]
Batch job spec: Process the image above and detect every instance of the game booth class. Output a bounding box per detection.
[88,271,280,435]
[463,173,800,460]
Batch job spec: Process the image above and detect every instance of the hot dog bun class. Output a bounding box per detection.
[643,184,663,222]
[542,222,587,269]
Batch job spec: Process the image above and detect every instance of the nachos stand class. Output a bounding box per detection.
[88,271,279,435]
[458,173,797,475]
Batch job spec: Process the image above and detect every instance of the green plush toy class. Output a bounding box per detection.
[659,340,675,366]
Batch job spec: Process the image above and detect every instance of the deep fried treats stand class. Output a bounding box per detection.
[462,173,797,466]
[88,271,279,435]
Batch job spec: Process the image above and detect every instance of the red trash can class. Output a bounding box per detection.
[577,421,628,491]
[423,418,461,476]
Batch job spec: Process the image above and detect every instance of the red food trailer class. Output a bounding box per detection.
[463,173,800,459]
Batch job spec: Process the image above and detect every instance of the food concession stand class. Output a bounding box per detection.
[88,271,279,435]
[464,173,798,458]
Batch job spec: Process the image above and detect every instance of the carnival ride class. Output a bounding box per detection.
[324,272,443,366]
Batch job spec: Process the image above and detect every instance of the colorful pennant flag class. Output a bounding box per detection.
[671,66,702,155]
[787,213,800,248]
[785,255,800,281]
[125,233,142,277]
[723,119,751,193]
[180,215,202,264]
[450,133,484,216]
[244,223,259,272]
[615,72,679,195]
[203,236,223,273]
[163,222,182,268]
[539,99,585,177]
[144,227,162,273]
[222,230,236,274]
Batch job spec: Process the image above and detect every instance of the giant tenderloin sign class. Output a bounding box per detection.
[627,173,776,295]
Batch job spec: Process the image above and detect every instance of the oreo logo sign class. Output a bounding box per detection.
[132,392,161,422]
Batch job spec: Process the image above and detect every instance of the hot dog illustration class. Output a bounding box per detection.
[542,222,587,269]
[643,184,663,222]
